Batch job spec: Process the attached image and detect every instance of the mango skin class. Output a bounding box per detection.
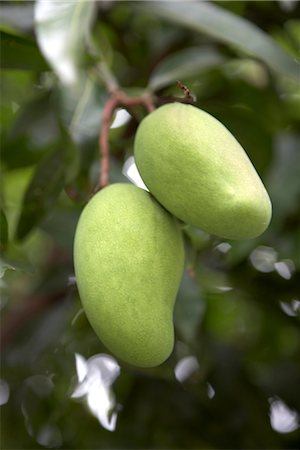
[134,103,272,240]
[73,183,184,368]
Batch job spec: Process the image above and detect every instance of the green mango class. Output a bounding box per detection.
[73,183,184,367]
[134,103,272,240]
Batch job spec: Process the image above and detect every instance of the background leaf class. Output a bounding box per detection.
[0,29,48,71]
[34,0,95,85]
[2,91,59,170]
[0,208,8,249]
[34,0,106,143]
[148,46,225,91]
[174,270,205,343]
[141,1,300,81]
[16,126,79,240]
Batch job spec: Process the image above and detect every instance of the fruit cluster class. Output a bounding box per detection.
[73,103,272,368]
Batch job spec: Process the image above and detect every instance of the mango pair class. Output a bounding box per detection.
[74,103,272,368]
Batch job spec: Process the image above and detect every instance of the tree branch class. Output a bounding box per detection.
[176,80,196,102]
[97,95,119,191]
[95,81,194,193]
[95,90,155,193]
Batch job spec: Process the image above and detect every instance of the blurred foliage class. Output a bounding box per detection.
[1,1,300,449]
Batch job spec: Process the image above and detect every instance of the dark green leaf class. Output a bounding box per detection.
[205,103,273,177]
[174,270,205,343]
[0,208,8,249]
[0,71,34,137]
[148,46,225,91]
[141,1,300,81]
[2,92,59,169]
[62,126,80,184]
[16,151,65,240]
[8,92,57,143]
[16,126,79,240]
[0,30,48,71]
[267,132,300,228]
[41,206,80,252]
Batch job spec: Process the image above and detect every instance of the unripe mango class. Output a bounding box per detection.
[134,103,272,240]
[73,183,184,367]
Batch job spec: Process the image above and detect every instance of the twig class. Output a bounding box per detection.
[95,90,155,192]
[140,95,155,113]
[155,95,195,106]
[96,81,194,193]
[176,80,196,102]
[97,95,119,191]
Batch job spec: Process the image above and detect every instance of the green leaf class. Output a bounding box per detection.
[148,46,225,91]
[41,206,80,252]
[34,0,95,85]
[267,133,300,228]
[0,71,34,138]
[0,30,48,71]
[58,74,108,143]
[141,2,300,81]
[62,126,80,184]
[205,103,273,177]
[174,271,205,343]
[16,151,65,240]
[16,126,79,240]
[34,0,108,142]
[2,92,59,169]
[0,208,8,249]
[1,167,33,240]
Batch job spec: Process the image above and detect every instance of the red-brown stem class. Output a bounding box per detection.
[96,91,155,192]
[141,95,155,113]
[176,80,195,102]
[96,83,194,193]
[97,95,120,191]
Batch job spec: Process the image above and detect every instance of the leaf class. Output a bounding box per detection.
[1,167,34,240]
[62,126,80,184]
[34,0,108,142]
[41,206,80,252]
[0,30,48,71]
[141,2,300,81]
[16,152,65,240]
[58,73,108,143]
[2,92,60,169]
[148,46,225,91]
[174,270,205,343]
[16,125,80,240]
[0,209,8,250]
[34,0,95,85]
[0,71,33,137]
[266,133,300,228]
[205,103,273,177]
